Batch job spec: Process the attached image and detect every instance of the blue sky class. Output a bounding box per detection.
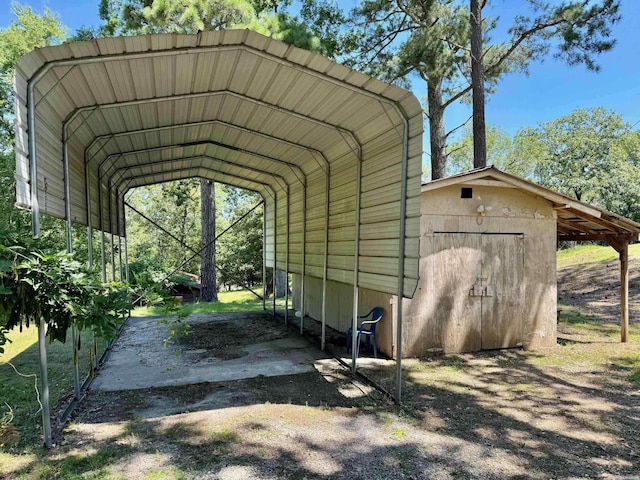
[2,0,639,139]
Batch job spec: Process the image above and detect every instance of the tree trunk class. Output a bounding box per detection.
[428,77,448,180]
[470,0,487,169]
[200,179,218,302]
[274,270,286,298]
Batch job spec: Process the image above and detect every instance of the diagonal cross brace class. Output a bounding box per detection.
[126,200,265,303]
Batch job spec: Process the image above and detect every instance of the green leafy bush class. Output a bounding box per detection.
[0,243,132,352]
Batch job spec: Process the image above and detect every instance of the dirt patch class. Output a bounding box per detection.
[182,314,288,359]
[557,257,640,340]
[75,369,379,425]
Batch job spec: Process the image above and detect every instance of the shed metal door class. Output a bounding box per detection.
[432,233,524,352]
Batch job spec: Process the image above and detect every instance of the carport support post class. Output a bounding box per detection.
[123,230,130,282]
[64,135,81,401]
[285,185,290,325]
[262,202,267,311]
[620,241,629,343]
[98,170,108,283]
[273,194,277,316]
[85,186,99,371]
[300,181,307,334]
[351,154,363,373]
[395,117,410,404]
[110,234,116,282]
[100,230,107,282]
[321,169,330,350]
[28,80,52,448]
[37,321,52,447]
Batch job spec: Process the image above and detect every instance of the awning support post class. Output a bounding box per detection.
[100,230,107,282]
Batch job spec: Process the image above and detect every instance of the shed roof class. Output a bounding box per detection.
[13,30,423,297]
[422,167,640,246]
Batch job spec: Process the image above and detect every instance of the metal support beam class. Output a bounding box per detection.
[262,202,267,311]
[321,166,330,351]
[351,152,363,373]
[63,129,81,402]
[395,116,410,403]
[285,184,290,325]
[110,233,116,282]
[300,180,306,334]
[100,229,107,283]
[131,200,266,305]
[37,321,51,447]
[273,192,277,316]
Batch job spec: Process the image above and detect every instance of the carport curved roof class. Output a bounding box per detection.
[14,29,423,297]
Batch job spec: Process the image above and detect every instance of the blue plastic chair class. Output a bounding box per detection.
[346,307,383,358]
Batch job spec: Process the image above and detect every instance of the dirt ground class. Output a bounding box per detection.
[3,260,640,480]
[557,257,640,339]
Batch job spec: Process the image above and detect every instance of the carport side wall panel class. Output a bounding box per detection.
[291,274,395,357]
[399,185,558,357]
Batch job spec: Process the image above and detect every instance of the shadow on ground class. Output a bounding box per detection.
[5,310,640,480]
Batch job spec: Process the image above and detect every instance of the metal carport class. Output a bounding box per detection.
[13,30,423,445]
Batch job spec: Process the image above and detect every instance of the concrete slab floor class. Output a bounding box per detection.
[91,312,333,392]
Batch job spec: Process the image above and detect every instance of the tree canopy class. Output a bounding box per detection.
[526,107,640,220]
[344,0,621,179]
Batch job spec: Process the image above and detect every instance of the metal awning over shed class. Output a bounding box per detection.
[13,29,423,298]
[423,167,640,246]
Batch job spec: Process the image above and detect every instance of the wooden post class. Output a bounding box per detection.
[620,241,629,343]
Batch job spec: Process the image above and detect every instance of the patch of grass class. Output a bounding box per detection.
[210,428,240,444]
[0,326,108,448]
[131,287,283,318]
[392,427,408,439]
[615,353,640,385]
[557,243,640,268]
[557,305,640,341]
[145,467,186,480]
[413,355,469,373]
[10,445,132,480]
[631,357,640,384]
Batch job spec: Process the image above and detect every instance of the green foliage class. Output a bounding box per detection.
[217,192,263,289]
[98,0,345,57]
[556,243,640,269]
[0,243,132,348]
[132,286,265,317]
[0,6,68,239]
[126,179,202,275]
[518,107,640,220]
[447,124,536,178]
[345,0,621,178]
[0,5,66,148]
